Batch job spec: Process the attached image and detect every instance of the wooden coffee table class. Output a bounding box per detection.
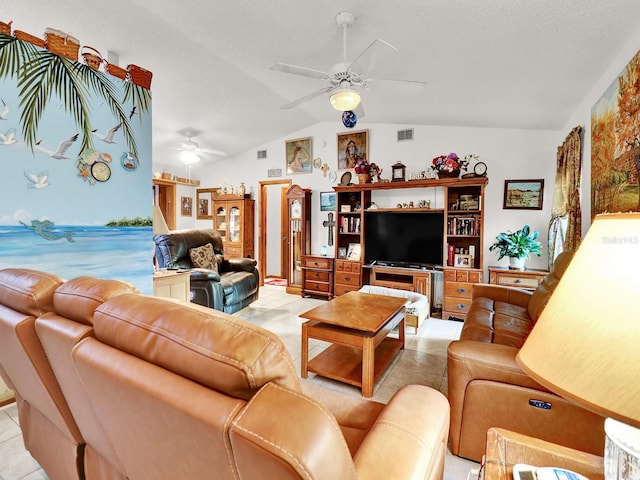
[300,291,406,397]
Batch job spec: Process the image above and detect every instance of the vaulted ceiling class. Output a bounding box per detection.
[10,1,640,167]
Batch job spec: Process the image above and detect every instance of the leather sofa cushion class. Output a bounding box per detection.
[93,293,300,400]
[0,268,63,316]
[52,276,139,325]
[461,297,533,348]
[527,250,573,322]
[220,272,258,306]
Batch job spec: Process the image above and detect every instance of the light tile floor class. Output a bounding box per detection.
[0,285,479,480]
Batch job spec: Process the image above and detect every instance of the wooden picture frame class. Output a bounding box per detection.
[181,196,193,216]
[337,129,368,170]
[320,191,336,211]
[337,247,347,259]
[454,254,473,268]
[285,137,312,175]
[503,179,544,210]
[346,242,361,261]
[196,188,215,219]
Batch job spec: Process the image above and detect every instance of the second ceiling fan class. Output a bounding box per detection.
[271,11,426,113]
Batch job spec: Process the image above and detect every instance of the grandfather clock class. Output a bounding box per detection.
[285,185,311,295]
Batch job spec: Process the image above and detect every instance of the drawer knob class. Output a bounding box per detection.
[345,276,351,281]
[515,279,522,283]
[457,288,467,294]
[457,304,466,310]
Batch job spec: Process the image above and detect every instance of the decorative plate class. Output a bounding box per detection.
[340,171,352,186]
[328,171,337,183]
[313,157,322,168]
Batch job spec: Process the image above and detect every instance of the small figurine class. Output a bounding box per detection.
[369,162,383,182]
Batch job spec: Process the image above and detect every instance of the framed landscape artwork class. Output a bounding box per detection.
[337,129,368,170]
[285,137,312,175]
[503,179,544,210]
[591,48,640,216]
[320,191,336,211]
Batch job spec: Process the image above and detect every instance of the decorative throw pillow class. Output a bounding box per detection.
[189,243,218,272]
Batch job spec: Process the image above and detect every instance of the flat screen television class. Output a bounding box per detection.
[364,210,444,268]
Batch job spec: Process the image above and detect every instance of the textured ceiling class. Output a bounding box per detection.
[8,1,640,167]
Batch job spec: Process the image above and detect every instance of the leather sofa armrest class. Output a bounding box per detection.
[224,258,258,273]
[354,385,449,480]
[447,340,546,391]
[189,269,221,282]
[471,284,532,308]
[230,383,356,480]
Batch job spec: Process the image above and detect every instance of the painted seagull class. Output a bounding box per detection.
[0,128,17,145]
[0,99,8,120]
[35,133,79,159]
[91,122,122,143]
[24,170,51,189]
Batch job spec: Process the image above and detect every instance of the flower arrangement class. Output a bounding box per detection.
[354,157,371,174]
[431,153,479,173]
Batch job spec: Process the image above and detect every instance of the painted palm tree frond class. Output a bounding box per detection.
[1,36,151,160]
[0,34,41,79]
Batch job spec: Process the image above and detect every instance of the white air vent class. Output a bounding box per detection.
[257,150,267,159]
[397,129,414,142]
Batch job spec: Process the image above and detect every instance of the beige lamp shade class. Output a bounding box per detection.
[152,205,170,234]
[517,213,640,429]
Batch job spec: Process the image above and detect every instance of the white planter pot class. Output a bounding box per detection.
[509,257,526,270]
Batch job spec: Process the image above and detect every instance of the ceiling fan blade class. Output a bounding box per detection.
[281,85,336,109]
[201,148,227,157]
[348,38,397,76]
[364,77,426,95]
[271,63,331,80]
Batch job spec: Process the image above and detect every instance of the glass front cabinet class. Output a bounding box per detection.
[211,195,255,259]
[285,185,311,295]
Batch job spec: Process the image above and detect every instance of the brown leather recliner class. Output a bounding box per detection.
[3,268,451,480]
[0,269,78,480]
[447,251,605,462]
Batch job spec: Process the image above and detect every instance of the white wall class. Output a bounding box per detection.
[167,121,563,273]
[562,23,640,233]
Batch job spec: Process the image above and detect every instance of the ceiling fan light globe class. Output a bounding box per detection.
[330,89,361,111]
[180,150,200,165]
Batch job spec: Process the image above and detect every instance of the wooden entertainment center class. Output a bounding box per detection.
[333,176,488,320]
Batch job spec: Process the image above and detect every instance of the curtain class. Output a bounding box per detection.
[549,125,583,270]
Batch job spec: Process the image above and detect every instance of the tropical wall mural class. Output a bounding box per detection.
[591,48,640,217]
[0,34,153,293]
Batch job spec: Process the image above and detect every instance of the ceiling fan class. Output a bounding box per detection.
[176,128,227,165]
[271,11,426,112]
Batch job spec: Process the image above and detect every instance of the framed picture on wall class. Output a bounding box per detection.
[503,179,544,210]
[181,196,193,216]
[320,191,336,211]
[285,137,312,175]
[337,129,368,170]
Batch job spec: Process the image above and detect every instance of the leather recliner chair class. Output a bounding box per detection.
[447,251,605,462]
[153,228,259,313]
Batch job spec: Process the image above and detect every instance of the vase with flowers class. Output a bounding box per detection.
[354,157,372,183]
[431,152,474,179]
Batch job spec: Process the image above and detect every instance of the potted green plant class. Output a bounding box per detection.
[489,224,542,270]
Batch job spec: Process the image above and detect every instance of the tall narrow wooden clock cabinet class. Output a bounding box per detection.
[285,185,311,295]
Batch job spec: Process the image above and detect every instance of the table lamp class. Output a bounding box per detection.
[517,213,640,480]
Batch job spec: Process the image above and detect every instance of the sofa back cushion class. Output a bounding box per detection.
[93,294,301,400]
[528,250,574,322]
[153,229,224,269]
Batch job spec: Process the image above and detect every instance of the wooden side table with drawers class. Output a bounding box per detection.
[301,255,334,300]
[488,266,549,291]
[443,267,483,321]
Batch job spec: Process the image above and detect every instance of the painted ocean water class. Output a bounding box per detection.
[0,225,154,295]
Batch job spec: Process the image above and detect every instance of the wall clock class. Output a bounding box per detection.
[91,161,111,182]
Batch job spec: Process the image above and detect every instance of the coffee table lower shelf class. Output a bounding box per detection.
[307,337,402,394]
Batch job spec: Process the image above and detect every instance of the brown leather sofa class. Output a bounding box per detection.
[447,251,605,462]
[0,268,450,480]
